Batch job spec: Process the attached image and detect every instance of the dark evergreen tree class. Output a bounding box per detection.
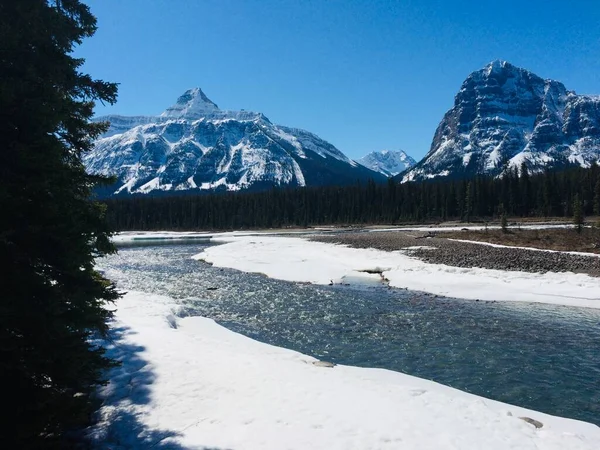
[519,161,530,216]
[573,193,584,233]
[593,178,600,216]
[101,164,600,232]
[499,204,508,233]
[464,181,473,222]
[0,0,119,446]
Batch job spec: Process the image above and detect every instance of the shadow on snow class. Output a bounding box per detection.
[87,323,231,450]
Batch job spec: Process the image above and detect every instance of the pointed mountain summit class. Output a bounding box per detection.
[85,89,384,195]
[357,150,416,177]
[484,59,513,75]
[160,87,220,118]
[400,60,600,182]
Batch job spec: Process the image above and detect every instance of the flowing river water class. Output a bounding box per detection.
[98,241,600,426]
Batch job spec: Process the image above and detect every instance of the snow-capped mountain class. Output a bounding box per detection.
[85,88,384,195]
[401,60,600,182]
[357,150,416,177]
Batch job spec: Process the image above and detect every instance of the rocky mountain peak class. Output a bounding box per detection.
[400,61,600,182]
[86,88,383,195]
[357,149,416,177]
[160,87,220,118]
[485,59,509,74]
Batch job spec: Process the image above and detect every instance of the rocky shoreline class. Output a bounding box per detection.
[311,231,600,277]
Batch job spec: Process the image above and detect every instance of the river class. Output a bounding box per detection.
[98,241,600,425]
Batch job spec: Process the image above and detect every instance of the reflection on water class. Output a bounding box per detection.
[99,243,600,425]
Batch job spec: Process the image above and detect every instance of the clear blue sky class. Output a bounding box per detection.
[77,0,600,160]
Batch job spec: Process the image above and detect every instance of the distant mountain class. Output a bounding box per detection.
[84,88,384,195]
[357,150,416,177]
[400,60,600,182]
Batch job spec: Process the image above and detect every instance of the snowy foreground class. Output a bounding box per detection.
[195,234,600,309]
[90,291,600,449]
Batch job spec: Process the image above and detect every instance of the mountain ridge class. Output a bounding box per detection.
[399,60,600,182]
[85,89,384,195]
[357,150,416,177]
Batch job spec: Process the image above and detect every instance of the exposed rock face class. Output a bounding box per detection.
[401,60,600,182]
[85,88,383,195]
[356,150,416,177]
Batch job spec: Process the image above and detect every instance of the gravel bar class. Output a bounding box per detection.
[311,231,600,277]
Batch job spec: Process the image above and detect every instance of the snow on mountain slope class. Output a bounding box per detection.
[357,149,416,177]
[85,88,383,195]
[401,60,600,182]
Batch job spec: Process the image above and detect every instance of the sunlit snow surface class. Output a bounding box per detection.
[196,233,600,309]
[89,291,600,449]
[356,149,416,177]
[88,231,600,448]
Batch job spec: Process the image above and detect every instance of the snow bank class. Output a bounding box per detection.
[195,235,600,309]
[112,230,312,245]
[112,224,577,245]
[90,291,600,449]
[113,230,245,245]
[449,238,600,258]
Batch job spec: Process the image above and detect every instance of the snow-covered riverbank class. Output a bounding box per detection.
[89,291,600,449]
[196,234,600,309]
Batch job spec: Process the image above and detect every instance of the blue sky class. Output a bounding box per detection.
[78,0,600,160]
